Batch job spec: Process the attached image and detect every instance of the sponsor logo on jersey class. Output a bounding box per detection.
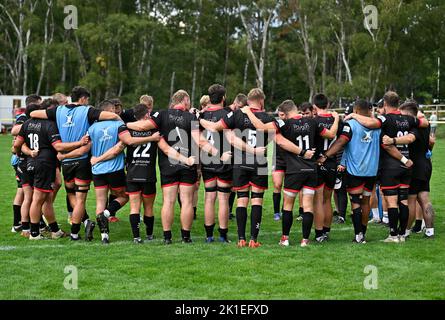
[99,127,113,142]
[361,131,373,143]
[63,115,75,128]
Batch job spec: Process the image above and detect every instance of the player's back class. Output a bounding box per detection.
[125,128,158,182]
[201,107,231,172]
[278,116,318,174]
[22,118,59,163]
[378,111,416,168]
[88,120,124,175]
[314,113,336,158]
[55,105,90,143]
[343,119,380,177]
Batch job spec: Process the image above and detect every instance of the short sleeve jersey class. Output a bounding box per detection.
[17,119,61,164]
[409,126,432,180]
[88,120,125,175]
[376,111,421,169]
[47,104,102,162]
[200,107,232,172]
[277,116,323,174]
[314,113,336,164]
[120,125,158,183]
[221,109,276,171]
[150,107,200,175]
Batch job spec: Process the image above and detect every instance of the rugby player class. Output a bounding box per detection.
[346,91,429,242]
[201,89,312,247]
[382,101,435,239]
[312,94,340,241]
[319,100,381,243]
[11,95,43,235]
[14,103,88,240]
[88,104,161,243]
[30,86,121,241]
[127,90,219,244]
[199,85,235,243]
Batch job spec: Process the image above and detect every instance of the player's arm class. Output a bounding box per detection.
[429,135,435,150]
[11,124,22,136]
[192,129,219,157]
[345,113,381,129]
[240,107,276,131]
[276,133,315,159]
[318,136,348,164]
[381,144,413,168]
[20,143,36,157]
[199,119,226,132]
[382,134,416,146]
[157,138,195,166]
[126,119,156,131]
[91,142,126,166]
[57,143,92,161]
[52,135,90,152]
[320,112,340,139]
[224,130,265,155]
[29,110,49,120]
[118,130,161,146]
[99,111,121,121]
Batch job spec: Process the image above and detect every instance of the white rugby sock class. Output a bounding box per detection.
[425,228,434,236]
[382,211,389,223]
[371,208,380,220]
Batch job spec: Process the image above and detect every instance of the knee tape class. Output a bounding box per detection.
[350,194,362,205]
[217,186,232,194]
[251,192,264,199]
[398,188,409,202]
[237,191,249,199]
[205,186,218,193]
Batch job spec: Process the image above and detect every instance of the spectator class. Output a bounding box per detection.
[430,111,438,136]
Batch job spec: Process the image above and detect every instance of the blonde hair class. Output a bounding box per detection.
[247,88,265,102]
[171,90,190,106]
[200,95,210,108]
[52,93,68,105]
[139,95,154,107]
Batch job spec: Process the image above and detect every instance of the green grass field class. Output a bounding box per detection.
[0,135,444,300]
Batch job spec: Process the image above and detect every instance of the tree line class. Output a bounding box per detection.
[1,0,444,109]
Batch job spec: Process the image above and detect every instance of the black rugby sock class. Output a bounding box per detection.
[250,205,262,241]
[236,207,247,240]
[273,192,281,214]
[282,210,293,236]
[130,214,141,238]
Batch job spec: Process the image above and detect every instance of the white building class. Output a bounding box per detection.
[0,95,51,126]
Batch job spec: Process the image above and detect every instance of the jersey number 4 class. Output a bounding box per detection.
[133,143,151,158]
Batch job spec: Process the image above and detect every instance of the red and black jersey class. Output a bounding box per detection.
[314,113,336,164]
[119,125,158,183]
[376,111,421,169]
[200,106,232,173]
[221,108,276,171]
[120,109,137,124]
[409,126,432,181]
[277,116,323,174]
[150,107,199,175]
[17,119,61,164]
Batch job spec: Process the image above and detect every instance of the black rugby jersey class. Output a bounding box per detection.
[315,113,336,164]
[150,107,199,175]
[200,106,232,172]
[119,125,158,183]
[18,119,61,164]
[277,115,323,174]
[377,111,421,169]
[221,108,276,171]
[409,126,432,180]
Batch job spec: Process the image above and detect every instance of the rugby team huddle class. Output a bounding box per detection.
[9,84,436,247]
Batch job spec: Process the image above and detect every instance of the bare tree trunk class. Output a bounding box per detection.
[333,21,352,85]
[239,2,277,90]
[223,16,230,86]
[37,0,54,95]
[191,0,203,106]
[243,58,249,92]
[74,32,87,77]
[322,48,326,92]
[117,42,124,96]
[297,15,317,102]
[170,71,176,99]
